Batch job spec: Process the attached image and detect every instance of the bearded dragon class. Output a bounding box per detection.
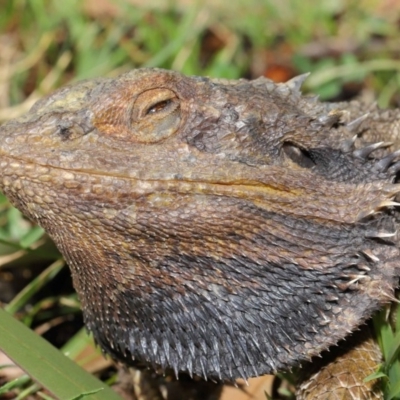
[1,69,400,399]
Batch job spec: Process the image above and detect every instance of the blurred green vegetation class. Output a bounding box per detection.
[1,0,400,116]
[1,0,400,398]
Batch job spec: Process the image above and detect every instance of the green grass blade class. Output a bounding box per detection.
[5,259,65,315]
[373,309,393,362]
[62,328,100,363]
[0,376,31,395]
[0,309,123,400]
[143,4,204,68]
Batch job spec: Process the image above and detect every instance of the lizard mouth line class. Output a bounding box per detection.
[0,153,297,196]
[0,153,385,225]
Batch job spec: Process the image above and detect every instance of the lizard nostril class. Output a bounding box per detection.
[56,123,85,141]
[58,125,70,138]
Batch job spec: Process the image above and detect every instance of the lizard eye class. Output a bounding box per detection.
[145,99,173,115]
[131,88,181,143]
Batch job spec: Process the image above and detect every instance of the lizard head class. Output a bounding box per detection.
[0,68,399,380]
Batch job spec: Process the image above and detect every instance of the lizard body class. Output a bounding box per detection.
[1,69,400,397]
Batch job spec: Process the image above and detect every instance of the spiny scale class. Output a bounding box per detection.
[284,72,310,92]
[389,161,400,175]
[340,134,358,152]
[353,141,392,159]
[374,149,400,172]
[360,250,380,263]
[317,112,342,127]
[346,113,370,132]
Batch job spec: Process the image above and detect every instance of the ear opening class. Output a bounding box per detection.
[282,142,315,168]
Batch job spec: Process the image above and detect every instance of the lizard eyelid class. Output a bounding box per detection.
[134,88,180,120]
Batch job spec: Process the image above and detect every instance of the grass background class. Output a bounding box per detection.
[1,0,400,398]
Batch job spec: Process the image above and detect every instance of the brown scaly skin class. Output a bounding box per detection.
[0,69,400,398]
[297,327,383,399]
